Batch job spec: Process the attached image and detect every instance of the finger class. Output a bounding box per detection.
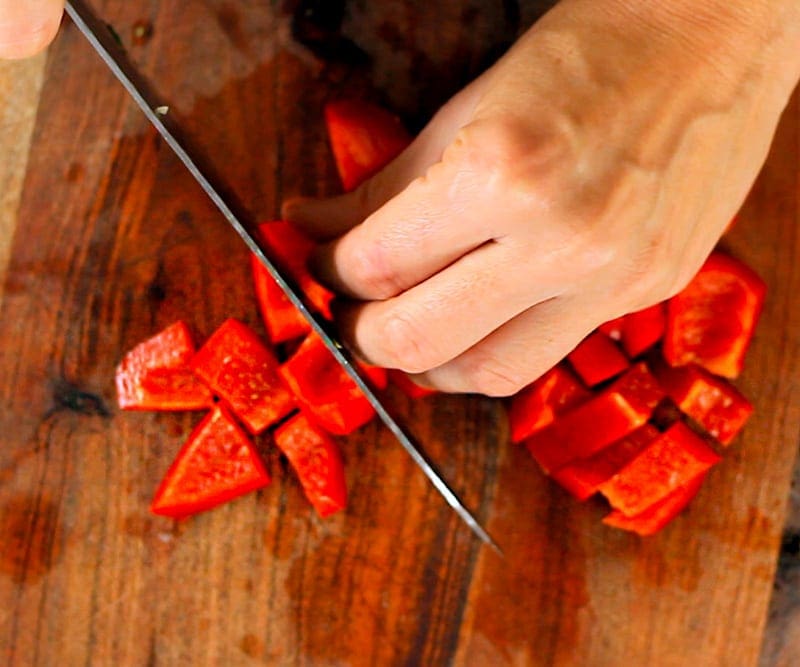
[0,0,64,59]
[334,240,567,373]
[282,73,491,241]
[415,295,593,396]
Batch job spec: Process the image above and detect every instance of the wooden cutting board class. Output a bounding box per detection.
[1,2,799,665]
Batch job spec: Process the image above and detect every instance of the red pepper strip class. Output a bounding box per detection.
[655,364,753,446]
[663,251,766,378]
[280,331,377,435]
[255,221,334,320]
[567,331,630,387]
[602,472,706,536]
[150,406,270,519]
[324,100,412,191]
[251,254,310,344]
[116,321,213,411]
[191,319,295,434]
[388,369,438,399]
[598,421,721,517]
[508,365,589,444]
[525,363,664,472]
[621,303,666,358]
[551,424,660,501]
[598,316,625,341]
[273,412,347,517]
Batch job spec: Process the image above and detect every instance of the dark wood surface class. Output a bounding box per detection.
[1,2,799,665]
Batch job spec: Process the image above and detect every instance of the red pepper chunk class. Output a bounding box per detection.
[664,252,766,378]
[251,254,310,344]
[598,316,625,341]
[567,331,630,387]
[116,321,213,411]
[388,369,438,399]
[656,364,753,446]
[508,365,589,444]
[150,406,270,519]
[525,363,664,472]
[598,421,721,517]
[621,303,666,358]
[191,319,295,434]
[280,331,379,435]
[324,100,412,191]
[551,424,660,501]
[602,472,706,536]
[274,413,347,517]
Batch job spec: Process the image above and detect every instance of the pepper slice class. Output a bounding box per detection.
[598,421,721,517]
[251,254,310,344]
[567,331,630,387]
[324,99,412,191]
[551,424,660,501]
[388,369,438,399]
[663,252,766,378]
[116,321,213,411]
[508,365,590,444]
[602,472,706,535]
[655,364,753,446]
[525,363,664,472]
[598,316,625,341]
[273,412,347,517]
[280,331,380,435]
[150,406,271,518]
[191,319,295,434]
[621,303,666,358]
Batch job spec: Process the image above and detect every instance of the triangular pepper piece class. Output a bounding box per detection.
[150,406,270,518]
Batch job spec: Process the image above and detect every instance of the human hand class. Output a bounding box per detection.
[0,0,64,59]
[285,0,800,396]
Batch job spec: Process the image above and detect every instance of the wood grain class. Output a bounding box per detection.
[0,2,798,666]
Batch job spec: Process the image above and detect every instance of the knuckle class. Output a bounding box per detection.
[459,352,528,397]
[348,241,402,299]
[379,311,437,374]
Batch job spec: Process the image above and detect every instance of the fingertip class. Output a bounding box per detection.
[0,2,63,60]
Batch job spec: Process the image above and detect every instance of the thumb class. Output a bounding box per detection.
[282,72,491,242]
[0,0,64,60]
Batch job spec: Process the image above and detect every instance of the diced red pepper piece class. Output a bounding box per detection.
[150,406,270,519]
[567,331,630,387]
[273,412,347,517]
[598,316,625,341]
[280,331,376,435]
[551,424,660,501]
[525,363,664,472]
[621,303,666,358]
[508,365,589,444]
[251,254,310,343]
[602,472,706,536]
[116,321,213,411]
[389,369,438,399]
[255,221,334,320]
[655,364,753,446]
[324,100,412,191]
[191,319,295,434]
[664,252,766,378]
[598,421,721,517]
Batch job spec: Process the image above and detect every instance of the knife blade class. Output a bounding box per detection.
[64,0,500,553]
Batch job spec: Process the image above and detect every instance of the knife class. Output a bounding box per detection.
[64,0,500,553]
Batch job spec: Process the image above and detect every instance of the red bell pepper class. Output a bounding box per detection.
[273,412,347,517]
[598,421,721,517]
[664,251,766,378]
[655,364,753,446]
[324,99,412,191]
[551,424,660,501]
[621,303,666,358]
[388,369,437,399]
[251,254,310,344]
[191,319,295,434]
[598,316,625,341]
[567,331,630,387]
[525,363,664,472]
[602,472,706,535]
[280,331,380,435]
[116,321,213,411]
[150,406,271,518]
[508,365,590,444]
